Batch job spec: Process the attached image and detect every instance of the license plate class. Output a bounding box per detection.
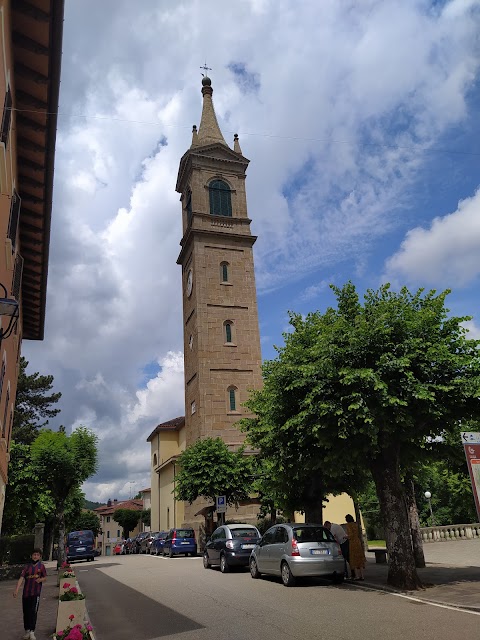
[76,548,85,552]
[241,544,255,549]
[311,549,329,555]
[181,541,189,545]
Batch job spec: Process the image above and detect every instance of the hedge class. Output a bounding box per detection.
[0,534,35,565]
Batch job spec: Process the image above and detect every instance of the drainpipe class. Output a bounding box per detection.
[173,461,177,527]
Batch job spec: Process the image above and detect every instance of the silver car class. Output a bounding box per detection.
[249,523,345,587]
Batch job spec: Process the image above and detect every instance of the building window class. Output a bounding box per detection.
[107,531,110,539]
[186,191,192,225]
[167,507,170,529]
[228,387,237,412]
[191,400,196,414]
[7,191,21,250]
[153,453,157,466]
[117,530,120,538]
[224,321,233,343]
[209,179,232,217]
[1,86,12,147]
[220,262,229,282]
[107,516,110,523]
[0,353,6,401]
[2,389,9,438]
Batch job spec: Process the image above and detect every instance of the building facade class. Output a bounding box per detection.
[94,498,143,556]
[0,0,64,532]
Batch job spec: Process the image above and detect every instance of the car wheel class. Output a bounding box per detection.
[281,561,296,587]
[332,572,344,584]
[220,554,230,573]
[203,552,211,569]
[249,557,261,579]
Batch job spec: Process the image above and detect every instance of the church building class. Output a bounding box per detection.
[147,75,356,537]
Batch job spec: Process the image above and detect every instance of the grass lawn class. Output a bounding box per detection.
[367,540,386,548]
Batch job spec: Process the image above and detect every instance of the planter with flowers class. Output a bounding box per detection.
[56,586,86,633]
[53,614,94,640]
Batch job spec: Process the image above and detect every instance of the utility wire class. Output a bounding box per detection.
[9,107,480,158]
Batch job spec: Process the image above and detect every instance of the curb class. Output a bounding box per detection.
[349,580,480,613]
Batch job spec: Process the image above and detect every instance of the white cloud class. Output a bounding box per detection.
[462,320,480,340]
[385,188,480,287]
[20,0,480,501]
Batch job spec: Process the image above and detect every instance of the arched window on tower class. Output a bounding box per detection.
[186,190,192,225]
[153,453,157,467]
[227,386,238,412]
[220,261,229,282]
[224,321,233,343]
[209,179,232,217]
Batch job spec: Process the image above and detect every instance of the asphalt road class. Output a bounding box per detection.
[76,553,480,640]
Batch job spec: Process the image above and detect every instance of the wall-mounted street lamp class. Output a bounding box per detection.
[0,283,19,345]
[424,490,436,526]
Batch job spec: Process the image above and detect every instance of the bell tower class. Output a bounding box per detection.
[176,75,262,452]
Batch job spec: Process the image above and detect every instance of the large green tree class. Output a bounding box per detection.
[174,438,253,512]
[69,510,101,537]
[243,283,480,589]
[31,427,98,565]
[113,509,141,538]
[12,357,62,444]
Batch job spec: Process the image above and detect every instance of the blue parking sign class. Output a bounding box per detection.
[216,495,226,513]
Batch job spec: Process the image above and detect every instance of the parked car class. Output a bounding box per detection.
[113,541,125,555]
[124,538,135,554]
[131,532,149,554]
[66,530,95,563]
[249,524,344,587]
[162,528,197,557]
[140,532,159,554]
[203,524,261,573]
[151,531,168,556]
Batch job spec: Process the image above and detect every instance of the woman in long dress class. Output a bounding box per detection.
[345,514,366,580]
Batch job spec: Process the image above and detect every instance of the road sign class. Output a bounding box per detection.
[461,432,480,521]
[216,495,226,514]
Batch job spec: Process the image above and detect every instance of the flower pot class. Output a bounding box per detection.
[56,597,86,633]
[59,580,77,597]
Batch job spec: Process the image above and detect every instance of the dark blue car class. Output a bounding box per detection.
[66,530,95,562]
[151,531,168,556]
[162,528,197,557]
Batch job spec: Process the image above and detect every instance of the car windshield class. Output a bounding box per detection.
[230,528,260,538]
[176,529,194,538]
[293,527,336,543]
[68,535,92,545]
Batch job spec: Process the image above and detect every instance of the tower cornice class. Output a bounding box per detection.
[176,144,249,193]
[177,225,257,265]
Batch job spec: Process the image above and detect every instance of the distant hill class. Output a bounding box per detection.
[84,499,105,511]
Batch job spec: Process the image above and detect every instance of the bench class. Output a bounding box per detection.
[367,548,388,563]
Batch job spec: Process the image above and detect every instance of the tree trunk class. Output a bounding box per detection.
[404,473,426,569]
[371,451,422,590]
[270,502,277,525]
[57,506,66,568]
[304,473,324,524]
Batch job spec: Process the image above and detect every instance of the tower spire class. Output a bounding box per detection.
[194,74,228,148]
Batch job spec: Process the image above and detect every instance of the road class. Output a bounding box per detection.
[76,553,480,640]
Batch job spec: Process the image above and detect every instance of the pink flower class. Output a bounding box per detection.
[86,625,93,631]
[69,614,75,621]
[69,586,78,594]
[63,583,71,589]
[65,628,83,640]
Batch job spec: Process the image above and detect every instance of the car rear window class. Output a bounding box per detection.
[293,527,336,543]
[176,529,194,538]
[230,528,260,539]
[68,534,92,545]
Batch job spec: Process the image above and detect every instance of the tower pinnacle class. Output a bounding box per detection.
[194,75,228,148]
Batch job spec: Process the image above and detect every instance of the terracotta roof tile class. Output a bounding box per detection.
[146,416,185,442]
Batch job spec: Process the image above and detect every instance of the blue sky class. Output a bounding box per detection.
[21,0,480,501]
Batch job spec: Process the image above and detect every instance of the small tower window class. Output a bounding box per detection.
[209,180,232,217]
[228,386,237,412]
[225,322,232,343]
[220,262,229,282]
[186,191,192,225]
[153,453,157,467]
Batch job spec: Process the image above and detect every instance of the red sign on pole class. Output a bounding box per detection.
[462,432,480,521]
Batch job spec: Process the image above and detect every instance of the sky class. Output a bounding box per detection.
[21,0,480,502]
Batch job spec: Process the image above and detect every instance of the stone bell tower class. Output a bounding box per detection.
[176,75,263,460]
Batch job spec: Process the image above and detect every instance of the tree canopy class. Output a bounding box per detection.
[243,283,480,589]
[70,510,101,538]
[12,357,62,445]
[113,509,141,538]
[174,437,253,507]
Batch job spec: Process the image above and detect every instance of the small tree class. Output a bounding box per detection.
[13,357,62,445]
[113,509,141,538]
[174,438,253,509]
[31,427,98,565]
[140,509,151,528]
[70,510,101,538]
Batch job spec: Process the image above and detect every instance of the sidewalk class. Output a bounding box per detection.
[358,539,480,610]
[1,561,59,640]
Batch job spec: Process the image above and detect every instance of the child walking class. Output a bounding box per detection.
[13,547,47,640]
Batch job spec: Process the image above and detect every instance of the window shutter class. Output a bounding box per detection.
[225,323,232,343]
[12,253,23,300]
[209,180,232,217]
[229,388,236,411]
[7,191,21,249]
[186,193,192,224]
[1,87,12,147]
[222,263,228,282]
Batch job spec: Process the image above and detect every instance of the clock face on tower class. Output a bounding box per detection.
[186,269,193,297]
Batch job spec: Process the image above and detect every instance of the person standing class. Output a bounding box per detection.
[345,514,366,580]
[13,547,47,640]
[324,520,350,578]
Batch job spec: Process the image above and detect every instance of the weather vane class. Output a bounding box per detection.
[200,62,212,77]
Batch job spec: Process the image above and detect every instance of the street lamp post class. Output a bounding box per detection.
[424,490,436,526]
[0,283,19,345]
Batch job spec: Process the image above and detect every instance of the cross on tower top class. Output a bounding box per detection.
[200,62,212,76]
